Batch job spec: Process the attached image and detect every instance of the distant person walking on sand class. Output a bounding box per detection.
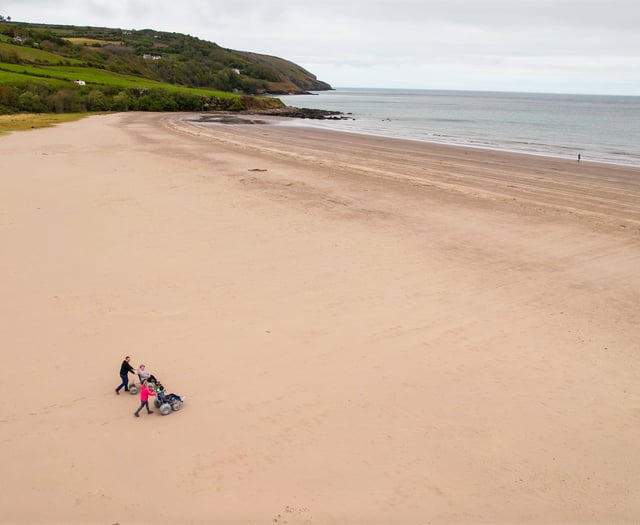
[134,382,156,417]
[578,153,581,161]
[115,356,136,394]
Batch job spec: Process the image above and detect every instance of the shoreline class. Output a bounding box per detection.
[278,115,640,168]
[283,116,637,168]
[277,89,640,168]
[176,112,640,234]
[2,112,639,523]
[203,108,640,169]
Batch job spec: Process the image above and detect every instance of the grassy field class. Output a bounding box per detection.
[0,42,84,64]
[0,112,89,134]
[64,37,123,46]
[0,68,70,87]
[0,62,170,85]
[0,61,238,98]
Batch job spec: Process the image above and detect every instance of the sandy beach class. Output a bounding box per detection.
[1,111,639,524]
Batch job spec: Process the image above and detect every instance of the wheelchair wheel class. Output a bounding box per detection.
[129,384,138,395]
[171,402,181,411]
[154,399,161,408]
[159,403,172,416]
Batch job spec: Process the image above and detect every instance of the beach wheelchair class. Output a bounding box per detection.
[127,373,157,396]
[128,378,139,396]
[152,382,184,415]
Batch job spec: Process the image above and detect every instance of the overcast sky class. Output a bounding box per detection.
[3,0,639,95]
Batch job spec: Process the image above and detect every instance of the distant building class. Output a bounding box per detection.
[143,54,162,60]
[75,80,86,86]
[231,68,240,75]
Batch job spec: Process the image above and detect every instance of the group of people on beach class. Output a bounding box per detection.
[115,356,157,417]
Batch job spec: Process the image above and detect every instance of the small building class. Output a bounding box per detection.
[143,54,162,60]
[75,80,86,86]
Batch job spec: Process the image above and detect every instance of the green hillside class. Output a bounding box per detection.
[0,19,332,114]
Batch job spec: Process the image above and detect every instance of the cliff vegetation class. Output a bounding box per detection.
[0,18,332,114]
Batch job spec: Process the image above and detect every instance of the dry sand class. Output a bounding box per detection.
[1,112,639,524]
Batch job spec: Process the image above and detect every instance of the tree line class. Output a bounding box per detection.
[0,81,250,114]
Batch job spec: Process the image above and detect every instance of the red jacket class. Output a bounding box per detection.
[140,385,156,402]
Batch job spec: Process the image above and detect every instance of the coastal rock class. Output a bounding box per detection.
[252,106,351,120]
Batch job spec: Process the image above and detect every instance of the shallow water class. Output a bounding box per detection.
[278,88,640,167]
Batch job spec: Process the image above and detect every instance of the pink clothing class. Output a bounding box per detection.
[140,385,156,402]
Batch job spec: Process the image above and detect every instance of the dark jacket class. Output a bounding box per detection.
[119,360,134,375]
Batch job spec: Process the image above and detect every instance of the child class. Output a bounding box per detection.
[134,382,156,417]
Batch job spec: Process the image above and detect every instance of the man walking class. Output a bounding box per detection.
[115,356,135,394]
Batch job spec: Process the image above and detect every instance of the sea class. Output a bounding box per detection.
[277,88,640,168]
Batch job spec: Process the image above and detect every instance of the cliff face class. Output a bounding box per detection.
[0,22,332,95]
[236,51,332,94]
